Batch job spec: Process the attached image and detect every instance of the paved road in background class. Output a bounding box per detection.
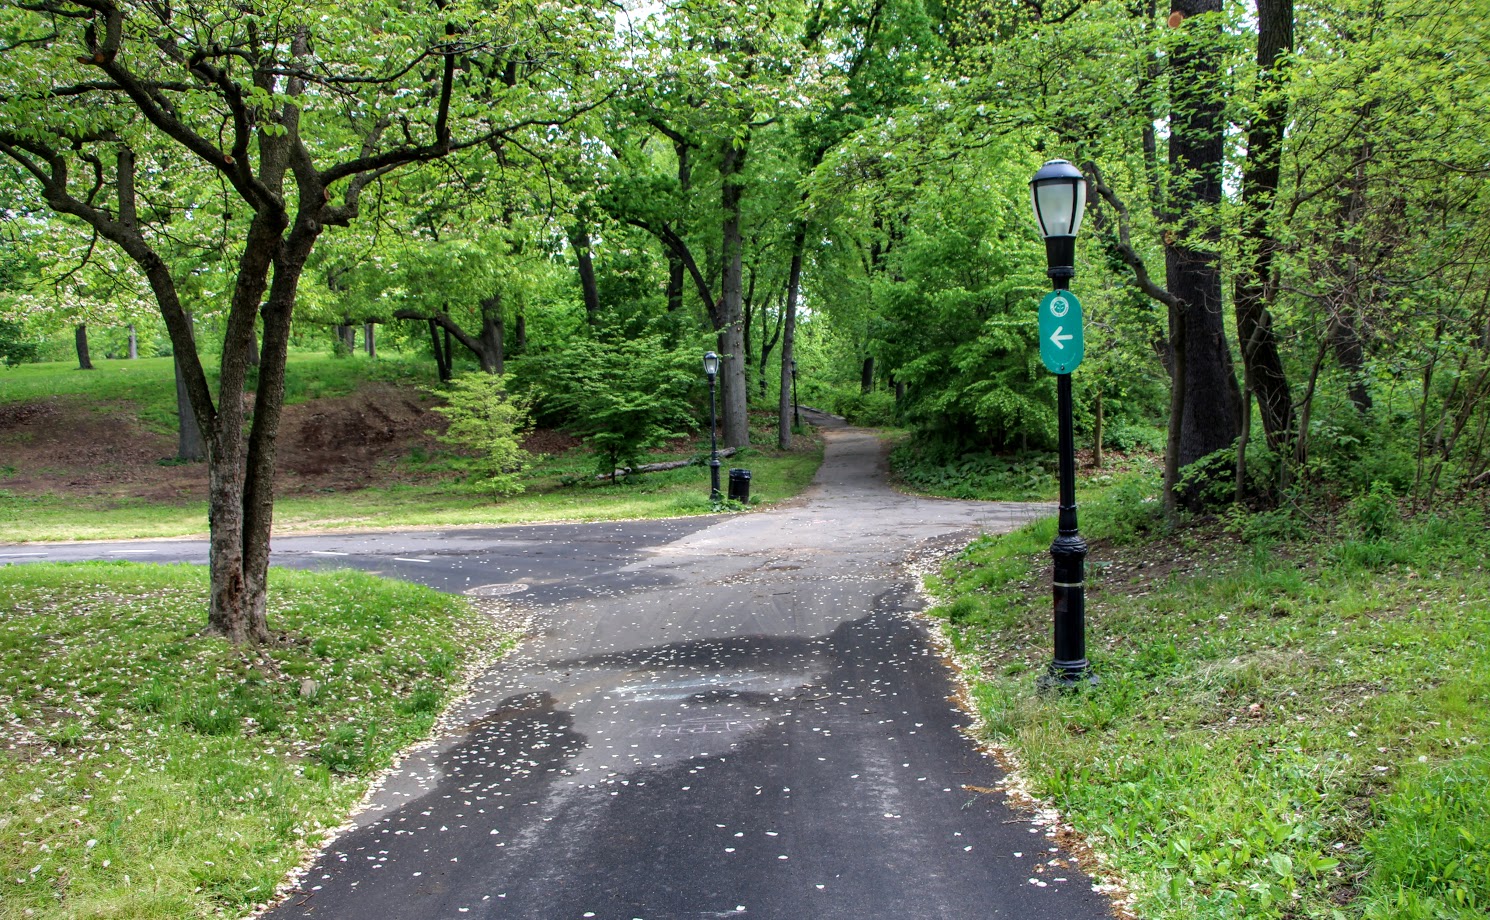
[5,414,1113,920]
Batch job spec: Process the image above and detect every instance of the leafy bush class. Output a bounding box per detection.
[520,331,698,479]
[835,389,897,427]
[1082,469,1166,542]
[892,440,1057,501]
[0,318,39,366]
[428,372,532,495]
[1222,504,1311,544]
[1103,417,1166,453]
[1349,480,1401,541]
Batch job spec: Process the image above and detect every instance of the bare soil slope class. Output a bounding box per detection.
[0,382,556,503]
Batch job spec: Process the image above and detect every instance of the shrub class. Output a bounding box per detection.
[521,332,698,480]
[836,389,897,427]
[891,439,1056,501]
[428,372,533,495]
[0,318,39,366]
[1349,480,1401,541]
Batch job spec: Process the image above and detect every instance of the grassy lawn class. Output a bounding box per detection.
[0,353,423,435]
[927,477,1490,919]
[0,354,825,543]
[0,562,512,919]
[0,440,823,543]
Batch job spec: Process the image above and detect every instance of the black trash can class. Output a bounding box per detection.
[727,468,752,503]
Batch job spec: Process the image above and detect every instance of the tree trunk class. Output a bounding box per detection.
[248,320,260,368]
[861,356,875,394]
[758,290,784,400]
[428,318,452,382]
[404,305,504,376]
[1331,311,1372,413]
[1166,0,1242,506]
[570,226,601,324]
[198,209,297,647]
[75,324,93,370]
[1232,0,1296,454]
[1236,387,1252,503]
[718,137,750,448]
[742,281,753,394]
[174,312,205,462]
[1168,254,1241,482]
[667,259,685,314]
[1093,391,1104,468]
[364,322,376,358]
[666,138,693,316]
[1164,304,1187,521]
[127,324,138,359]
[779,224,805,450]
[233,217,319,647]
[478,294,505,374]
[1330,142,1375,414]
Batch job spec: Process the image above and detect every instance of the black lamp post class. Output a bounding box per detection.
[704,350,721,500]
[1030,159,1095,689]
[790,359,801,429]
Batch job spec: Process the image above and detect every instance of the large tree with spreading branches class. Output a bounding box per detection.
[0,0,610,642]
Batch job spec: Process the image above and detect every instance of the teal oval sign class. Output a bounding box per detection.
[1037,290,1085,374]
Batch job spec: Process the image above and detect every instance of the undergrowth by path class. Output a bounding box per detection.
[889,437,1159,503]
[0,562,512,919]
[927,482,1490,919]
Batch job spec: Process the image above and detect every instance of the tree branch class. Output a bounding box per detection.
[1085,160,1183,310]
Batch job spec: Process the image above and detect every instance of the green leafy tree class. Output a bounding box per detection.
[430,373,533,496]
[0,245,39,365]
[865,147,1053,450]
[0,0,611,642]
[529,333,699,480]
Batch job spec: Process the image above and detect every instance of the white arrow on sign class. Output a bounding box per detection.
[1049,326,1074,350]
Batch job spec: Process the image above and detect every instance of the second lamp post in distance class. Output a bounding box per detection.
[704,350,721,501]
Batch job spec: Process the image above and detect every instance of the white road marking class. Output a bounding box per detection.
[310,551,349,556]
[0,552,48,557]
[106,550,156,555]
[393,557,431,564]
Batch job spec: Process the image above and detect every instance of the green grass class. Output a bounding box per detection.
[1,356,187,433]
[0,439,824,542]
[0,352,424,435]
[0,356,826,542]
[927,480,1490,919]
[0,561,511,919]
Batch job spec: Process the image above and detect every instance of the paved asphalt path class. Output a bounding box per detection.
[3,415,1115,920]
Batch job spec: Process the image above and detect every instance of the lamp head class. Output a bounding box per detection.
[703,351,720,380]
[1029,159,1088,240]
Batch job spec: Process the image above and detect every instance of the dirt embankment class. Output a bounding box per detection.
[0,382,526,503]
